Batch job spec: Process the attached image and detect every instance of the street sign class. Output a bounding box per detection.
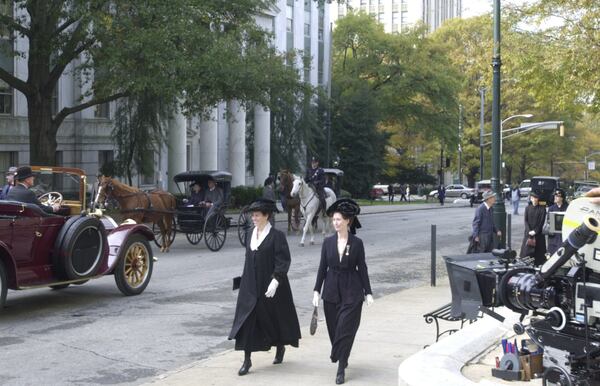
[589,161,596,171]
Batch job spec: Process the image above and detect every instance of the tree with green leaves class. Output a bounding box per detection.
[0,0,306,166]
[330,13,460,195]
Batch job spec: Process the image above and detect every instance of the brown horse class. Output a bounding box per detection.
[97,176,177,252]
[278,170,301,233]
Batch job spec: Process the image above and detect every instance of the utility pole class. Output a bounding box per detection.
[491,0,506,246]
[458,104,463,184]
[325,22,333,167]
[479,87,486,180]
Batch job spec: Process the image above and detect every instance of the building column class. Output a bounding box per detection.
[253,105,271,187]
[199,107,218,170]
[227,100,246,187]
[168,108,187,192]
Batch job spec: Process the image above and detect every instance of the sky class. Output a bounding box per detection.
[462,0,530,18]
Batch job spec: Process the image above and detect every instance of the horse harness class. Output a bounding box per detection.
[103,180,155,211]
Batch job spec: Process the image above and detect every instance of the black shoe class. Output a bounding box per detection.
[273,346,285,364]
[238,359,252,376]
[335,369,345,384]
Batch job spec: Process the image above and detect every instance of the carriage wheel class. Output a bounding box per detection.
[185,232,203,245]
[152,217,177,249]
[237,207,252,247]
[204,213,227,251]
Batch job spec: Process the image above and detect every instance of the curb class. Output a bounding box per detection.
[398,308,518,386]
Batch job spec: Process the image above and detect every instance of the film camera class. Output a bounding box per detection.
[446,198,600,385]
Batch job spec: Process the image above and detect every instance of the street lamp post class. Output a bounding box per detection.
[500,114,533,157]
[479,87,486,179]
[491,0,505,246]
[458,104,463,184]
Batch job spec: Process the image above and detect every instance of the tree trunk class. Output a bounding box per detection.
[505,165,513,185]
[27,93,58,165]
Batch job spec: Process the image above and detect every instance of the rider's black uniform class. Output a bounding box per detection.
[305,165,326,212]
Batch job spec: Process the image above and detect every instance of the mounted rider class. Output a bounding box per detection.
[304,156,326,213]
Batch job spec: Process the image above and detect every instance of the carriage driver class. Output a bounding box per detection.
[200,176,224,217]
[304,156,326,213]
[6,166,60,213]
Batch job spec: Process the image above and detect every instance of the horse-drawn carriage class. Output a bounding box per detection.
[173,170,241,252]
[323,168,344,198]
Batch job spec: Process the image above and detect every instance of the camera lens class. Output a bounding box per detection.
[500,269,558,312]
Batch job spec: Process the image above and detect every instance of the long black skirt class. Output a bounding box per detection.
[235,299,299,352]
[323,300,363,364]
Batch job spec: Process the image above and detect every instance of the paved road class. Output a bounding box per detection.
[0,205,525,385]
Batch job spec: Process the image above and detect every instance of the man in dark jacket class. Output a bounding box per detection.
[0,166,16,200]
[472,191,502,252]
[6,166,60,213]
[202,176,223,217]
[305,156,326,212]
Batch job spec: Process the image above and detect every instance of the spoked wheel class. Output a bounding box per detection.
[152,217,177,249]
[204,213,227,251]
[237,206,252,247]
[185,231,203,245]
[115,234,154,295]
[543,367,574,386]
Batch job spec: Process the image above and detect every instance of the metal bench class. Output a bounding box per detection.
[423,302,481,346]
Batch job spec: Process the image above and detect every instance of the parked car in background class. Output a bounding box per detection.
[574,185,595,198]
[518,179,531,198]
[473,180,510,203]
[372,184,389,195]
[369,186,385,200]
[428,184,474,199]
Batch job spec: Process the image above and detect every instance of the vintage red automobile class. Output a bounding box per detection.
[0,166,155,311]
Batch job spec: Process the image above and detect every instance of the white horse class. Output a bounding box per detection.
[290,177,336,246]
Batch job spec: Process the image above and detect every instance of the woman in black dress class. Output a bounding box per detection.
[547,189,569,255]
[229,198,301,376]
[312,198,373,384]
[520,192,547,266]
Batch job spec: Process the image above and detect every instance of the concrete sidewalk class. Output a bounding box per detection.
[144,281,455,386]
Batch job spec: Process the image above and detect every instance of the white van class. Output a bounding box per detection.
[519,179,531,198]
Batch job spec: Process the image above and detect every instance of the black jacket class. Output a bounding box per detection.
[229,227,301,344]
[314,233,372,305]
[6,184,53,213]
[305,167,325,188]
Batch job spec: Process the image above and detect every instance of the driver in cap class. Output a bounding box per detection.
[6,166,60,213]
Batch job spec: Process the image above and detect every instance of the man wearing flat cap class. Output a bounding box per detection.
[471,190,502,252]
[6,166,60,213]
[305,156,326,213]
[0,166,16,200]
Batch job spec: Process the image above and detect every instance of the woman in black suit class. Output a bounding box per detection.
[229,198,301,376]
[313,198,373,384]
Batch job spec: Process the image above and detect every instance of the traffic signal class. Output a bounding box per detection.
[559,123,565,137]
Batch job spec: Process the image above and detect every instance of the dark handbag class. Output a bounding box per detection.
[526,237,536,247]
[233,276,241,291]
[310,306,318,335]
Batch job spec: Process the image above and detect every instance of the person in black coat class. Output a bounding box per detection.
[520,191,547,266]
[6,166,59,213]
[547,189,568,255]
[229,198,301,376]
[312,198,373,385]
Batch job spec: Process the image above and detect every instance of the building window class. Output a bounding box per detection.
[0,3,13,115]
[0,151,18,173]
[98,150,114,173]
[286,3,294,52]
[95,102,110,118]
[55,151,63,166]
[186,144,191,171]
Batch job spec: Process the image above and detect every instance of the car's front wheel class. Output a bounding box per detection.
[460,193,468,199]
[115,234,154,296]
[0,261,7,312]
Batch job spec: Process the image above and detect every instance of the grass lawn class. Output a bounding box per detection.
[355,198,429,206]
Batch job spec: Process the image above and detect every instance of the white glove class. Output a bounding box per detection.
[365,294,374,307]
[529,230,536,236]
[312,291,320,308]
[265,278,279,298]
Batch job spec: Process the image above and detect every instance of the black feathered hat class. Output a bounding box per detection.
[311,156,319,163]
[326,198,362,234]
[244,198,278,214]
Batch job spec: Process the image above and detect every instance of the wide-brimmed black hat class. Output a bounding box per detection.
[327,198,362,234]
[14,166,34,181]
[189,181,201,188]
[554,189,566,198]
[530,191,540,198]
[244,198,278,213]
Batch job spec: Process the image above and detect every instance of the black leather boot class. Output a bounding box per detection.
[273,346,285,364]
[238,352,252,376]
[336,361,346,384]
